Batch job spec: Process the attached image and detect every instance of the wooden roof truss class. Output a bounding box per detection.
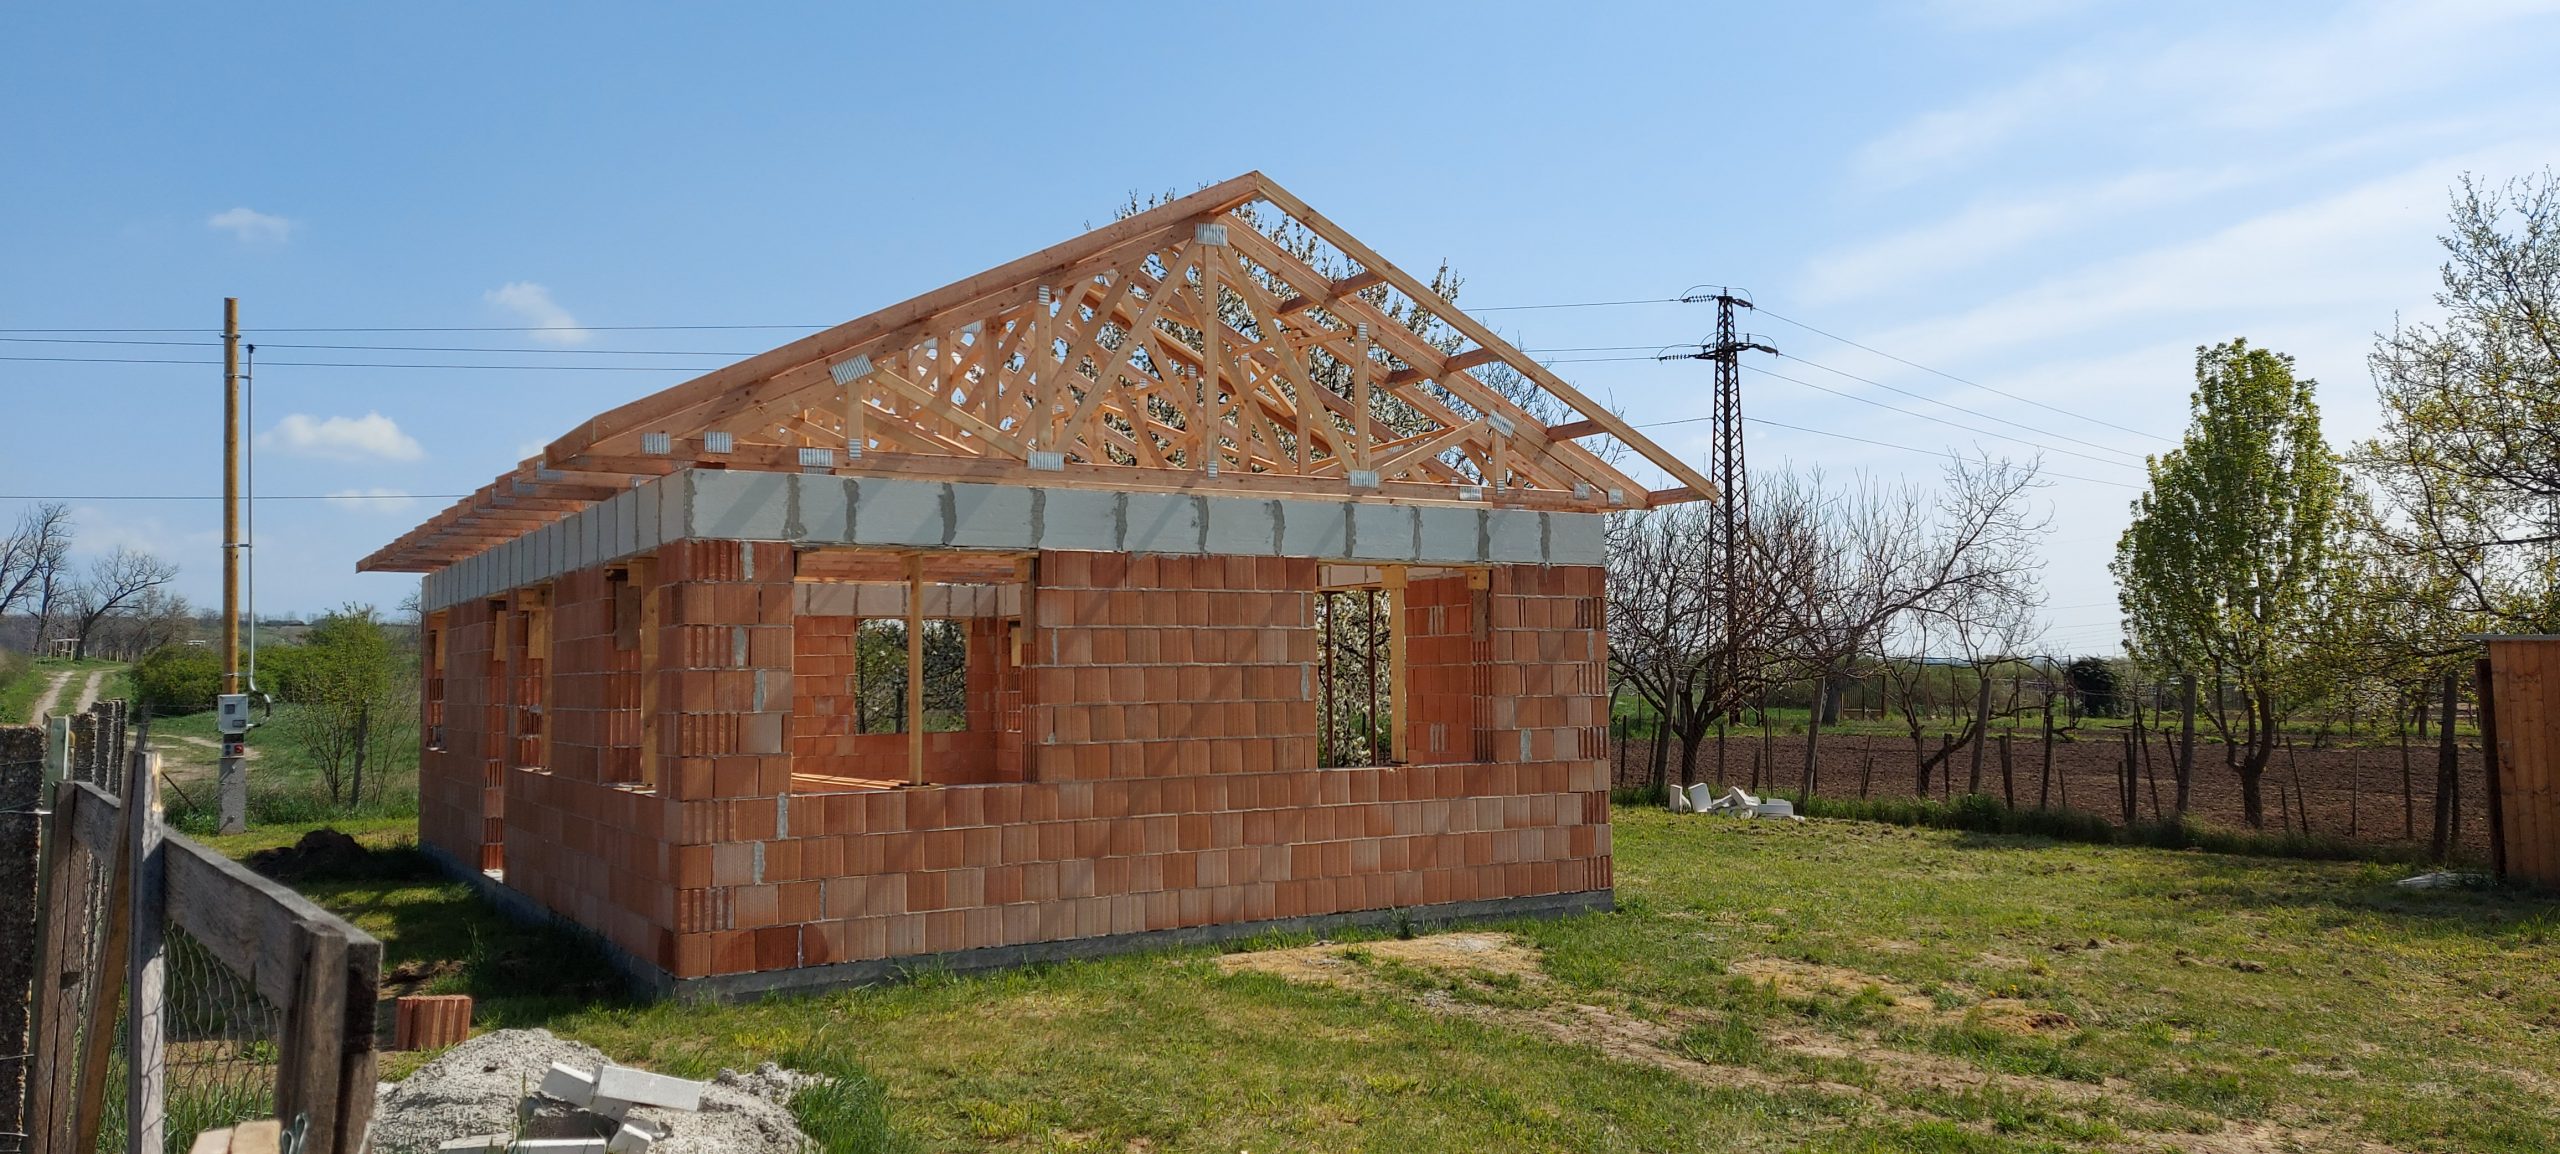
[363,172,1712,572]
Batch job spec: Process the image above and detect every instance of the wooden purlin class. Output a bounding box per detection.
[366,171,1715,573]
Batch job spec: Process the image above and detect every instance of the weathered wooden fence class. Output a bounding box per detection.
[8,707,380,1154]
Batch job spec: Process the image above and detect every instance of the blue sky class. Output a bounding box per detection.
[6,1,2557,655]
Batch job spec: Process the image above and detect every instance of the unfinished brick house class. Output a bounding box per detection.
[362,172,1716,998]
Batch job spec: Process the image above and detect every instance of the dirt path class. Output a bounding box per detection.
[70,668,106,714]
[25,669,74,721]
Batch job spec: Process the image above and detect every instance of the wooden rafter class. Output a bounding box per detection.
[362,172,1709,572]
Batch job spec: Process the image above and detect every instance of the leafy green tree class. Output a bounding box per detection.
[276,604,416,807]
[2113,340,2347,828]
[133,644,221,715]
[2063,656,2121,719]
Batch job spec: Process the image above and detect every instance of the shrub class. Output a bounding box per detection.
[133,644,221,715]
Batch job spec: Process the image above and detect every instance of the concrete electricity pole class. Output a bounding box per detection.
[218,297,249,833]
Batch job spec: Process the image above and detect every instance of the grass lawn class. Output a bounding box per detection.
[0,655,126,723]
[204,810,2560,1153]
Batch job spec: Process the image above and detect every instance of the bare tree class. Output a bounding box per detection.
[65,547,179,659]
[0,503,74,630]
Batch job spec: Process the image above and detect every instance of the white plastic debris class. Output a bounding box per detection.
[1669,785,1809,823]
[1667,785,1694,813]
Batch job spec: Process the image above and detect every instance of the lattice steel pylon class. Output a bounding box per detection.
[1665,288,1778,715]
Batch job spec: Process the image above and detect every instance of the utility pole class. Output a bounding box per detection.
[1663,288,1778,735]
[218,297,249,833]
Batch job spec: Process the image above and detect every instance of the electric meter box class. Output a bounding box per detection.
[216,693,252,736]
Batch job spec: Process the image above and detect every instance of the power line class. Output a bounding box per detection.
[1743,363,2142,471]
[1650,412,2143,490]
[1776,351,2146,463]
[1752,305,2176,444]
[0,493,467,501]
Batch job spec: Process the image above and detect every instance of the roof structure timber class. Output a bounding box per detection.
[362,172,1711,573]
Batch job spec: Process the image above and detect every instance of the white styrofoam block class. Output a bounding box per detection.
[1547,511,1607,565]
[793,474,852,543]
[1349,503,1418,561]
[658,473,688,543]
[689,470,791,539]
[540,1061,599,1107]
[1201,497,1280,556]
[1416,506,1481,563]
[1484,508,1543,563]
[949,481,1037,549]
[1035,488,1120,552]
[851,479,949,547]
[438,1136,512,1153]
[593,1064,705,1112]
[633,480,663,553]
[505,1141,609,1153]
[607,1119,664,1154]
[1122,492,1202,554]
[1275,500,1348,558]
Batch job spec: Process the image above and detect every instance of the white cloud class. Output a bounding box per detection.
[207,207,293,243]
[324,488,420,513]
[484,282,590,345]
[1852,0,2560,186]
[1857,144,2549,372]
[259,412,426,462]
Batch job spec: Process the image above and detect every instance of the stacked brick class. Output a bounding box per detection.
[1485,565,1608,765]
[1025,552,1319,780]
[792,615,1013,783]
[420,534,1617,986]
[546,566,643,786]
[1403,575,1484,764]
[418,598,503,872]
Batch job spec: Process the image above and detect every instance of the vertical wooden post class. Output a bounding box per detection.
[26,781,89,1151]
[1999,732,2014,809]
[634,556,662,790]
[70,790,135,1153]
[1801,677,1824,803]
[907,554,926,787]
[1383,566,1408,765]
[2039,699,2055,810]
[2477,656,2507,881]
[1319,591,1334,767]
[1198,242,1224,475]
[1967,672,1991,795]
[278,928,349,1148]
[125,746,166,1154]
[2433,668,2459,862]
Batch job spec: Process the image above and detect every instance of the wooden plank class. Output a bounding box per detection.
[128,748,167,1154]
[1544,419,1602,440]
[907,555,926,787]
[27,780,98,1151]
[1247,176,1720,502]
[546,175,1266,461]
[1385,565,1408,763]
[2528,642,2559,887]
[163,837,318,1007]
[70,783,133,1154]
[2479,657,2509,881]
[277,927,349,1152]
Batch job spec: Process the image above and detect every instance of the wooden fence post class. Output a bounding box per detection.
[126,745,166,1153]
[1998,732,2014,809]
[26,781,96,1152]
[279,927,350,1145]
[2477,657,2507,880]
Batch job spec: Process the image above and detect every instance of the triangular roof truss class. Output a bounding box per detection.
[363,172,1712,572]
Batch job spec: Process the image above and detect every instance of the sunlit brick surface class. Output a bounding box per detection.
[420,538,1613,981]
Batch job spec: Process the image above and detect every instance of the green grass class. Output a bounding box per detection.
[152,701,420,833]
[0,655,124,724]
[215,810,2560,1153]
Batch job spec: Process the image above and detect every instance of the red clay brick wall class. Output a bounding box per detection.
[1486,565,1608,765]
[792,615,1013,783]
[419,596,498,870]
[547,567,643,785]
[1405,575,1484,764]
[666,759,1613,977]
[1024,552,1319,780]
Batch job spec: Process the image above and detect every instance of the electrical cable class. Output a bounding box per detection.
[1741,363,2142,471]
[1753,305,2176,443]
[1776,351,2146,463]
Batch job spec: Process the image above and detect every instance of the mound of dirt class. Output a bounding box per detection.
[369,1029,815,1154]
[246,828,370,882]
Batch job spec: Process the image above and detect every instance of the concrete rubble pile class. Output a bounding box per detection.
[371,1030,815,1154]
